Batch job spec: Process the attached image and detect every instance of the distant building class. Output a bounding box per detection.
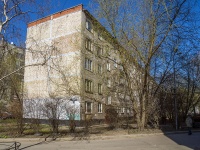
[0,35,24,110]
[24,5,132,121]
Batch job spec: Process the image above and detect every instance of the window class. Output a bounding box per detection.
[85,102,92,113]
[114,58,117,68]
[107,96,112,105]
[97,46,103,56]
[98,103,103,113]
[120,78,125,85]
[127,108,130,114]
[85,79,93,93]
[85,58,92,71]
[107,78,111,87]
[105,45,109,55]
[85,38,92,51]
[98,64,102,74]
[121,107,125,114]
[115,92,117,98]
[86,19,92,32]
[107,62,111,71]
[116,107,120,113]
[119,65,123,70]
[98,83,102,94]
[98,32,103,40]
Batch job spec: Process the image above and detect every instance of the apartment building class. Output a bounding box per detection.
[24,4,132,121]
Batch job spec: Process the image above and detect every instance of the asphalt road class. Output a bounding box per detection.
[0,132,200,150]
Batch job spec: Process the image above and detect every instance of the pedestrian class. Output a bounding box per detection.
[185,114,193,135]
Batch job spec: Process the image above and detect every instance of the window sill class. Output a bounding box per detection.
[85,68,93,73]
[97,55,102,58]
[86,28,93,34]
[85,91,93,94]
[85,112,92,115]
[85,48,93,52]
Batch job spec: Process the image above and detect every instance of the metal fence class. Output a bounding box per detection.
[0,142,21,150]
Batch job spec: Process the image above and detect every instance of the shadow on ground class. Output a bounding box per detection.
[160,125,200,150]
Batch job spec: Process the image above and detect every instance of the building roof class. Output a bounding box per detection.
[28,4,83,28]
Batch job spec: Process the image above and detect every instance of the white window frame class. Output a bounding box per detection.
[108,96,112,105]
[121,107,125,113]
[85,38,92,51]
[86,19,92,32]
[97,46,103,56]
[85,79,93,93]
[98,103,103,113]
[98,64,102,74]
[85,102,92,113]
[98,83,102,94]
[98,32,103,40]
[85,58,92,71]
[107,78,111,87]
[127,108,130,114]
[107,62,111,71]
[114,58,117,68]
[105,45,110,56]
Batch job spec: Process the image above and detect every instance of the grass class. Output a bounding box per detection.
[0,119,185,139]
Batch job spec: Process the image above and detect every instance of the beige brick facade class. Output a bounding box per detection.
[24,5,131,121]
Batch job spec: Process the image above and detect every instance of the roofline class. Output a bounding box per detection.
[28,4,83,28]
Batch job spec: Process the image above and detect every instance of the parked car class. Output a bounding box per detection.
[0,112,14,120]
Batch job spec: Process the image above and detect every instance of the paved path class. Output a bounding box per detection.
[0,132,200,150]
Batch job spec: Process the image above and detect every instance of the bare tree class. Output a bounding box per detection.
[92,0,199,130]
[64,100,80,133]
[0,0,63,135]
[23,99,43,134]
[42,97,65,134]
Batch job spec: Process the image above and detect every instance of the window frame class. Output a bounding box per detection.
[114,58,117,68]
[85,79,93,93]
[98,83,102,95]
[85,101,92,113]
[107,96,112,105]
[107,78,111,87]
[107,62,111,71]
[86,19,92,32]
[97,46,103,57]
[98,32,103,40]
[98,103,103,113]
[121,107,125,114]
[105,45,110,56]
[85,58,93,71]
[98,64,102,74]
[85,38,92,51]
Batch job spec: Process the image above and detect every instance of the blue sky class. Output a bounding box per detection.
[49,0,91,16]
[4,0,200,48]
